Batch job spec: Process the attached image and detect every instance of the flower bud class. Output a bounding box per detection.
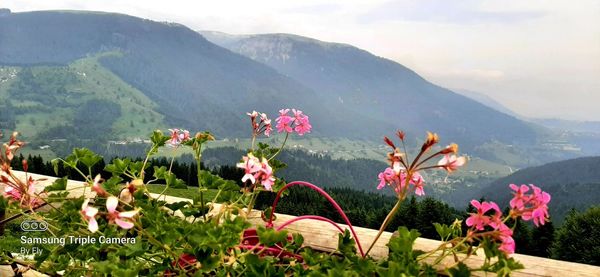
[383,136,395,148]
[396,130,405,141]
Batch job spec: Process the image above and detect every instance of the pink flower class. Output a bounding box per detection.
[275,109,294,133]
[377,168,396,190]
[167,128,190,146]
[81,198,99,233]
[236,154,262,184]
[179,130,190,142]
[466,200,499,231]
[106,196,138,229]
[3,176,41,207]
[411,172,425,196]
[523,185,551,226]
[260,113,273,137]
[292,109,312,135]
[498,235,516,255]
[4,185,22,201]
[509,184,551,226]
[91,174,108,197]
[437,154,467,172]
[509,184,530,210]
[235,154,276,191]
[258,158,276,191]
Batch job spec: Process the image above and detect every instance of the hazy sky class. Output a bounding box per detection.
[4,0,600,120]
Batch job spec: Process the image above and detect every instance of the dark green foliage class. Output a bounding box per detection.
[551,206,600,265]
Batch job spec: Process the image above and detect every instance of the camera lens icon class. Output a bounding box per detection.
[21,220,48,232]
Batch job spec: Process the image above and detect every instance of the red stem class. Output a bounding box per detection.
[267,181,365,257]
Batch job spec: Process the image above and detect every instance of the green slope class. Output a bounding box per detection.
[0,52,166,142]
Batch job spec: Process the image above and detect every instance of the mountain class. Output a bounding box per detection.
[200,31,542,152]
[0,10,393,142]
[453,89,520,118]
[478,156,600,222]
[529,118,600,134]
[0,10,557,167]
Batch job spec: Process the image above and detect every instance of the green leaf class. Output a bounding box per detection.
[152,166,168,180]
[447,262,471,277]
[434,223,452,241]
[74,148,102,168]
[44,177,68,192]
[150,130,169,147]
[257,226,289,247]
[105,158,131,176]
[51,158,60,175]
[337,229,357,256]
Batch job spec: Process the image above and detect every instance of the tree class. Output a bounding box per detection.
[529,221,554,257]
[551,207,600,265]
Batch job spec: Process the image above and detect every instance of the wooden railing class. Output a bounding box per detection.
[2,171,600,276]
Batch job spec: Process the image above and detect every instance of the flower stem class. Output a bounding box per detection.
[365,199,402,256]
[194,143,207,221]
[268,132,289,162]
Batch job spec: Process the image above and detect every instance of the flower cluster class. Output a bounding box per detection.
[377,167,426,196]
[276,109,312,136]
[465,184,551,255]
[81,196,139,233]
[2,175,43,208]
[168,128,190,146]
[247,111,273,137]
[376,131,466,198]
[509,184,551,226]
[466,200,515,254]
[236,153,275,191]
[1,133,45,208]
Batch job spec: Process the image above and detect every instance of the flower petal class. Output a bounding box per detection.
[115,218,134,229]
[106,196,119,213]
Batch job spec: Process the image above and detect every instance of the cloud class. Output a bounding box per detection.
[285,3,343,14]
[358,0,545,25]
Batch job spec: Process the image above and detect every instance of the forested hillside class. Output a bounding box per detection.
[478,156,600,222]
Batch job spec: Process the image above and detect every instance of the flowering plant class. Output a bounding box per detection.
[0,110,551,276]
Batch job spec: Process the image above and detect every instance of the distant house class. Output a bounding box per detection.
[39,145,51,150]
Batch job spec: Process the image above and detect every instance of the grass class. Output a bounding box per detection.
[145,184,219,200]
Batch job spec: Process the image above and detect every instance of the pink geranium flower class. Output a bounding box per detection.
[509,184,551,226]
[437,154,467,172]
[275,109,294,133]
[3,176,41,207]
[106,196,138,229]
[466,200,499,231]
[167,129,190,146]
[236,153,262,184]
[523,185,551,226]
[292,109,312,135]
[377,168,396,190]
[91,174,108,197]
[258,158,276,191]
[411,172,425,196]
[260,113,273,137]
[236,154,276,191]
[509,184,530,210]
[4,185,22,201]
[81,198,99,233]
[498,235,516,255]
